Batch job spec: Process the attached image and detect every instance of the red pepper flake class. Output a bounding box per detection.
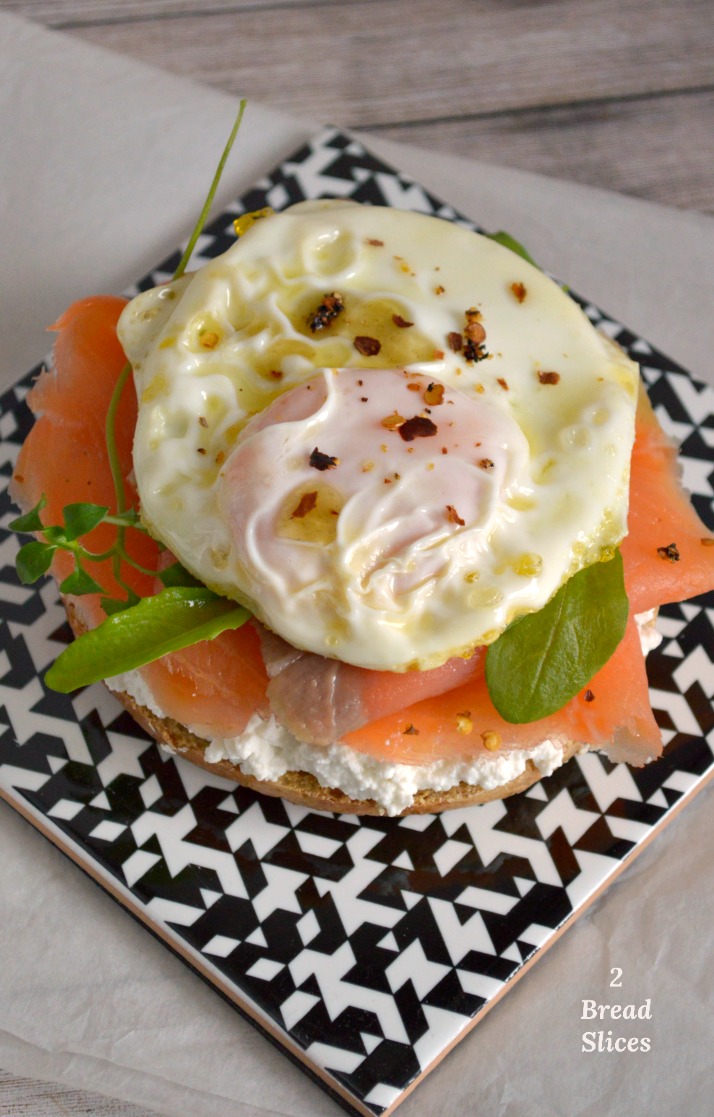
[497,377,509,390]
[403,723,419,735]
[435,285,445,295]
[538,370,561,385]
[308,292,344,332]
[432,349,445,360]
[446,504,465,526]
[354,335,381,356]
[447,331,463,352]
[392,314,414,328]
[269,368,284,380]
[478,458,495,471]
[366,238,384,246]
[511,281,527,303]
[309,447,339,471]
[197,447,207,455]
[292,492,318,519]
[424,382,445,406]
[361,396,368,402]
[441,447,448,454]
[399,415,438,441]
[584,689,595,703]
[215,451,226,466]
[657,542,680,562]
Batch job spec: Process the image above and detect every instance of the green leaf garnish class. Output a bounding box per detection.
[12,101,250,593]
[45,587,250,693]
[61,502,109,541]
[10,103,259,693]
[173,98,247,281]
[157,561,204,588]
[59,568,105,596]
[484,230,540,269]
[41,525,67,543]
[9,495,47,533]
[15,540,56,583]
[101,589,141,616]
[485,551,629,723]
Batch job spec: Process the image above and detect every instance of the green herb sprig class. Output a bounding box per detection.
[12,496,145,605]
[10,100,250,690]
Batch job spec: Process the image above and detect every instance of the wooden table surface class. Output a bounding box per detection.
[2,2,712,1114]
[5,0,714,213]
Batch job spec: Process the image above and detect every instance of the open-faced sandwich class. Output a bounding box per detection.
[10,198,714,815]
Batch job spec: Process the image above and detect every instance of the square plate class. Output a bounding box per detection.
[1,128,713,1117]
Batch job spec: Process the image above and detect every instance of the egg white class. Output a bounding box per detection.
[118,201,639,671]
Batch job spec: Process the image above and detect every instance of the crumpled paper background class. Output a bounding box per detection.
[1,11,713,1117]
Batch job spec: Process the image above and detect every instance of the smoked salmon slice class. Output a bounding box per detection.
[10,296,714,770]
[342,613,659,766]
[140,625,269,740]
[12,296,158,614]
[622,385,714,611]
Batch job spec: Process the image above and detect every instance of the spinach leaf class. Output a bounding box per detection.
[484,230,540,269]
[45,587,250,693]
[485,552,629,723]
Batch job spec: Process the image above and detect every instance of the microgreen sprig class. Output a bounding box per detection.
[174,98,247,281]
[92,96,249,610]
[12,98,249,614]
[10,496,181,611]
[10,101,251,689]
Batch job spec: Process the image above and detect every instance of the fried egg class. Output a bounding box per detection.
[118,201,639,671]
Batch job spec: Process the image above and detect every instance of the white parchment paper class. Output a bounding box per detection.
[1,11,713,1117]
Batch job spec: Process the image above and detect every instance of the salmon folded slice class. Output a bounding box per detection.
[259,627,485,746]
[11,298,714,770]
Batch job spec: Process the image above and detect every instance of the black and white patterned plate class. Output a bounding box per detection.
[0,129,713,1117]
